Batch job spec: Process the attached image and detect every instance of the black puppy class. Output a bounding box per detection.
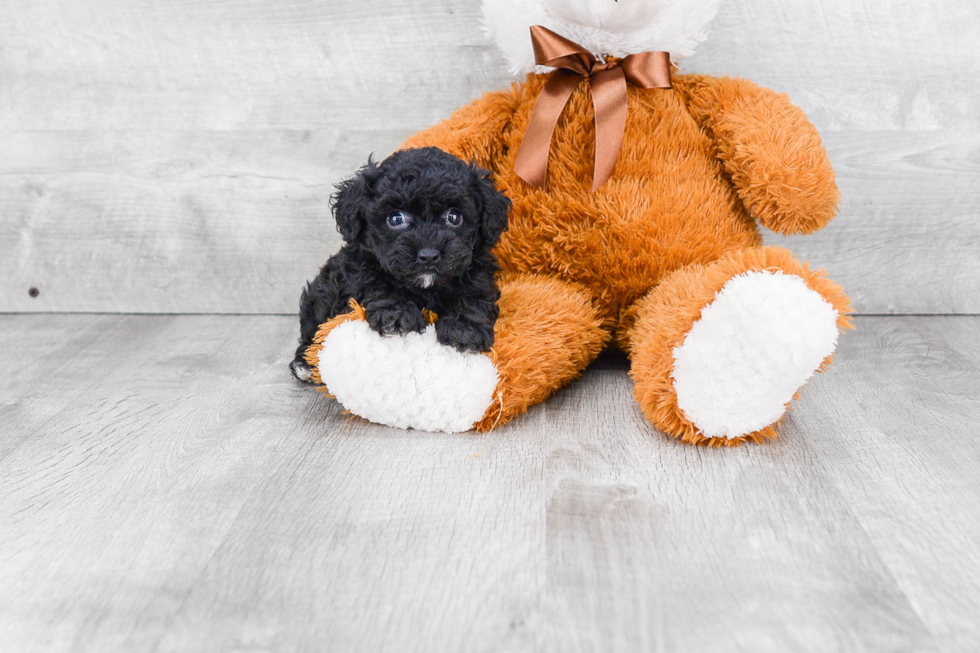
[290,147,511,382]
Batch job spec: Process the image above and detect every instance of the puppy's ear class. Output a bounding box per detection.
[332,158,381,243]
[470,164,511,250]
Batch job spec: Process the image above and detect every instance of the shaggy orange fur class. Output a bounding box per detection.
[397,71,848,443]
[402,72,840,322]
[259,69,847,442]
[475,274,608,431]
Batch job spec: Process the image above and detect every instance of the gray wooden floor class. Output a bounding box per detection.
[2,314,978,652]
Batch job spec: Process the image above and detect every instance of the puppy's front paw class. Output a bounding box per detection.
[365,301,427,337]
[436,316,494,353]
[290,358,315,383]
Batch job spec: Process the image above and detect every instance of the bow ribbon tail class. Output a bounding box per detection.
[513,26,672,192]
[514,70,581,189]
[589,67,628,192]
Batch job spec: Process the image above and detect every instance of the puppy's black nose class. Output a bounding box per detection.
[417,248,441,264]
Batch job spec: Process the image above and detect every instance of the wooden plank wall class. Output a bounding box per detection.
[1,0,978,314]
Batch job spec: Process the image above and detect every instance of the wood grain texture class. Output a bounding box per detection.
[1,0,978,314]
[1,314,979,652]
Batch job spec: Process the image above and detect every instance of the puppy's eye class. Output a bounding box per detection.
[444,210,463,227]
[386,211,410,229]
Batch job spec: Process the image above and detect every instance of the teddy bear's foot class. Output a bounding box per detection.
[304,303,499,433]
[621,247,853,446]
[304,274,607,433]
[671,270,840,440]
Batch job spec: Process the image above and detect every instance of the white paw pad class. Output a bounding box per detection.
[316,321,499,433]
[671,271,839,439]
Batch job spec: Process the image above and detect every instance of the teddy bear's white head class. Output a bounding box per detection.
[482,0,721,76]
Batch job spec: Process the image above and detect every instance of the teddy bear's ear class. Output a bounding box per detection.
[331,158,381,243]
[471,165,511,250]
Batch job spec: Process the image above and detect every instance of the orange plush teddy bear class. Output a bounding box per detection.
[303,0,851,446]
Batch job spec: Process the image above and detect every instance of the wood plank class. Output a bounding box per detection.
[0,0,512,132]
[2,314,979,651]
[0,129,357,314]
[0,314,357,651]
[788,316,980,652]
[767,131,980,315]
[692,0,980,132]
[2,130,977,314]
[1,0,978,314]
[1,0,977,132]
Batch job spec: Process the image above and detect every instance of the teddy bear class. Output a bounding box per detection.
[302,0,852,446]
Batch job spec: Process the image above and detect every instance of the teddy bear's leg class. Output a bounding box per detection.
[304,274,608,433]
[618,247,852,446]
[474,274,609,431]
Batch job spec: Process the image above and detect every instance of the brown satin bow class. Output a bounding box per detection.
[513,25,672,192]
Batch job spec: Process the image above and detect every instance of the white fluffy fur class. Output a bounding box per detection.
[671,272,840,439]
[316,321,500,433]
[482,0,722,76]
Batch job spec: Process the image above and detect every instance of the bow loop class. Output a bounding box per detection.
[513,25,672,192]
[529,25,596,74]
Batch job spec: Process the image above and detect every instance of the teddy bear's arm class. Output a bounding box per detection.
[675,74,839,235]
[401,86,520,174]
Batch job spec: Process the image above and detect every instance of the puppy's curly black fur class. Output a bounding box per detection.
[290,147,511,382]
